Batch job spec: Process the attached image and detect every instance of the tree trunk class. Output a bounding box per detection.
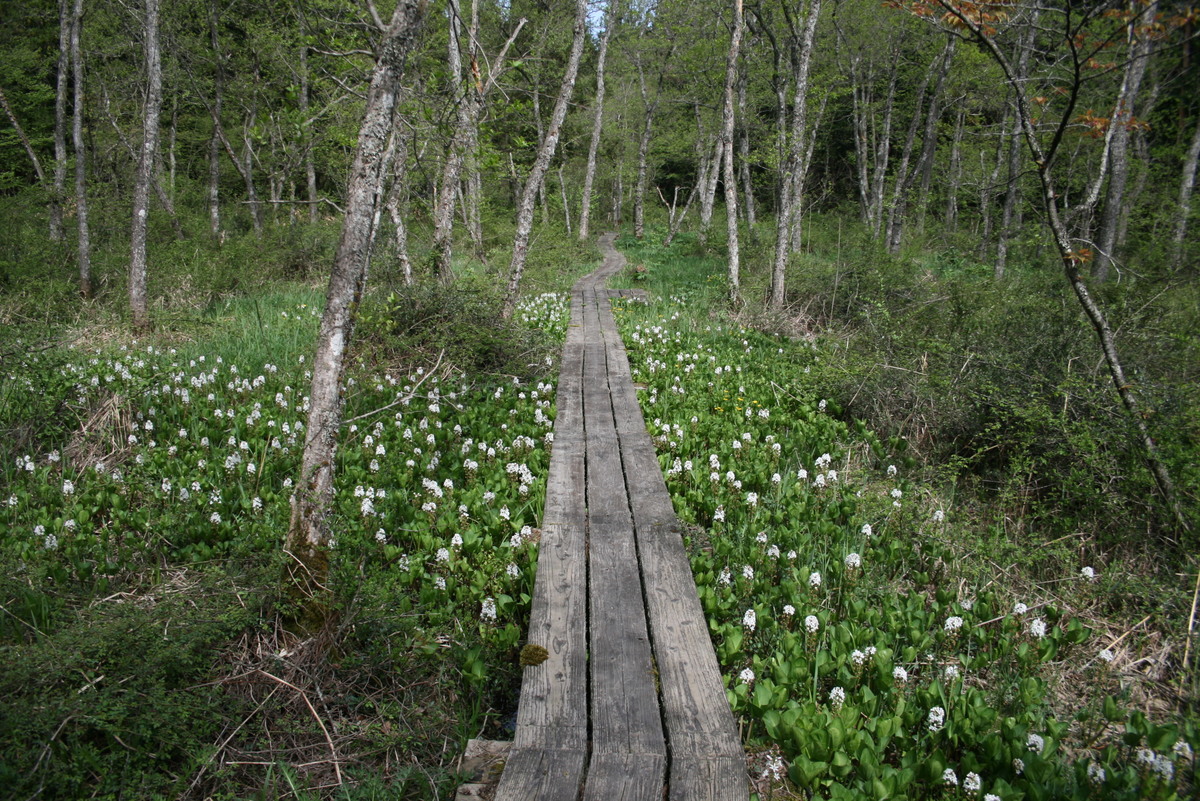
[502,0,588,317]
[1093,18,1152,283]
[288,0,426,606]
[433,0,468,282]
[737,63,755,228]
[995,14,1038,277]
[936,0,1188,533]
[71,0,91,298]
[633,62,654,240]
[300,43,318,223]
[579,0,615,241]
[1169,111,1200,269]
[885,36,953,255]
[52,0,70,242]
[241,107,263,234]
[129,0,162,332]
[208,0,222,237]
[769,0,821,309]
[978,107,1008,261]
[699,136,723,239]
[0,85,47,185]
[945,107,964,233]
[558,163,572,233]
[721,0,743,298]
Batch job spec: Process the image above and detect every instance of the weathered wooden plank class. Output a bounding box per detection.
[593,292,748,801]
[493,746,586,801]
[582,753,668,801]
[667,755,749,801]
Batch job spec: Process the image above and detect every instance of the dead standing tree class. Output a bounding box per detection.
[287,0,427,615]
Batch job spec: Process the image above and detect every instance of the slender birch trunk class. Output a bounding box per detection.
[699,137,723,239]
[945,107,964,232]
[737,64,756,228]
[1169,112,1200,269]
[769,0,821,309]
[633,62,654,240]
[288,0,426,602]
[52,0,70,242]
[1093,15,1152,283]
[208,0,222,236]
[721,0,743,298]
[502,0,588,317]
[433,0,467,281]
[579,0,615,241]
[300,43,318,223]
[71,0,91,298]
[129,0,162,331]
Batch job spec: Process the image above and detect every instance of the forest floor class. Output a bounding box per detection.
[0,219,1196,801]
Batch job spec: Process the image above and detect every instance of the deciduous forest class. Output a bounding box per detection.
[0,0,1197,798]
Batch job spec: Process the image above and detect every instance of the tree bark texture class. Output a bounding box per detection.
[71,0,91,298]
[579,0,614,241]
[1093,16,1152,283]
[502,0,588,317]
[129,0,163,331]
[768,0,821,309]
[721,0,743,297]
[52,0,70,242]
[208,0,223,236]
[1170,111,1200,269]
[287,0,426,589]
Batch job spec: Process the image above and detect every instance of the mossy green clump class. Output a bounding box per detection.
[519,643,549,667]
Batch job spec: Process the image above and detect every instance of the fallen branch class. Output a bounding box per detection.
[256,670,343,786]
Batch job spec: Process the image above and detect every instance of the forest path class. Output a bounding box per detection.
[493,235,748,801]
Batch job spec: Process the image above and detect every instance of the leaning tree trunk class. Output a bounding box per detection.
[698,136,723,239]
[579,0,615,241]
[129,0,162,331]
[502,0,588,317]
[288,0,426,607]
[208,0,223,236]
[71,0,91,298]
[721,0,743,299]
[937,0,1188,533]
[1170,112,1200,269]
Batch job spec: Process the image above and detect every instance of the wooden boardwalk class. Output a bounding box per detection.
[494,235,748,801]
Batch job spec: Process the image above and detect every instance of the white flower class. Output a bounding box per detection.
[1012,758,1024,775]
[756,531,769,544]
[963,772,981,794]
[506,563,520,579]
[742,565,755,581]
[892,666,908,683]
[1080,566,1097,581]
[738,667,755,684]
[375,529,387,543]
[933,509,945,522]
[43,531,59,550]
[210,512,221,524]
[808,571,822,589]
[942,768,958,787]
[718,568,732,586]
[63,519,76,531]
[804,615,820,634]
[481,597,497,622]
[435,576,446,590]
[887,464,897,476]
[861,523,873,538]
[62,480,75,495]
[985,795,1001,801]
[890,488,902,500]
[927,706,945,733]
[1098,648,1115,663]
[1087,762,1106,785]
[1029,618,1047,639]
[844,552,861,570]
[828,686,845,709]
[713,506,725,522]
[1026,733,1045,753]
[944,616,964,634]
[782,604,795,617]
[1173,740,1193,761]
[435,547,450,563]
[943,665,960,681]
[1013,602,1028,615]
[499,506,510,520]
[851,649,867,666]
[742,609,757,632]
[450,533,463,549]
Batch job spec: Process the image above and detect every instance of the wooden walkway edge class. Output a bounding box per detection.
[494,235,748,801]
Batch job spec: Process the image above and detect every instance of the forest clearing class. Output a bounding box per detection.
[1,0,1198,798]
